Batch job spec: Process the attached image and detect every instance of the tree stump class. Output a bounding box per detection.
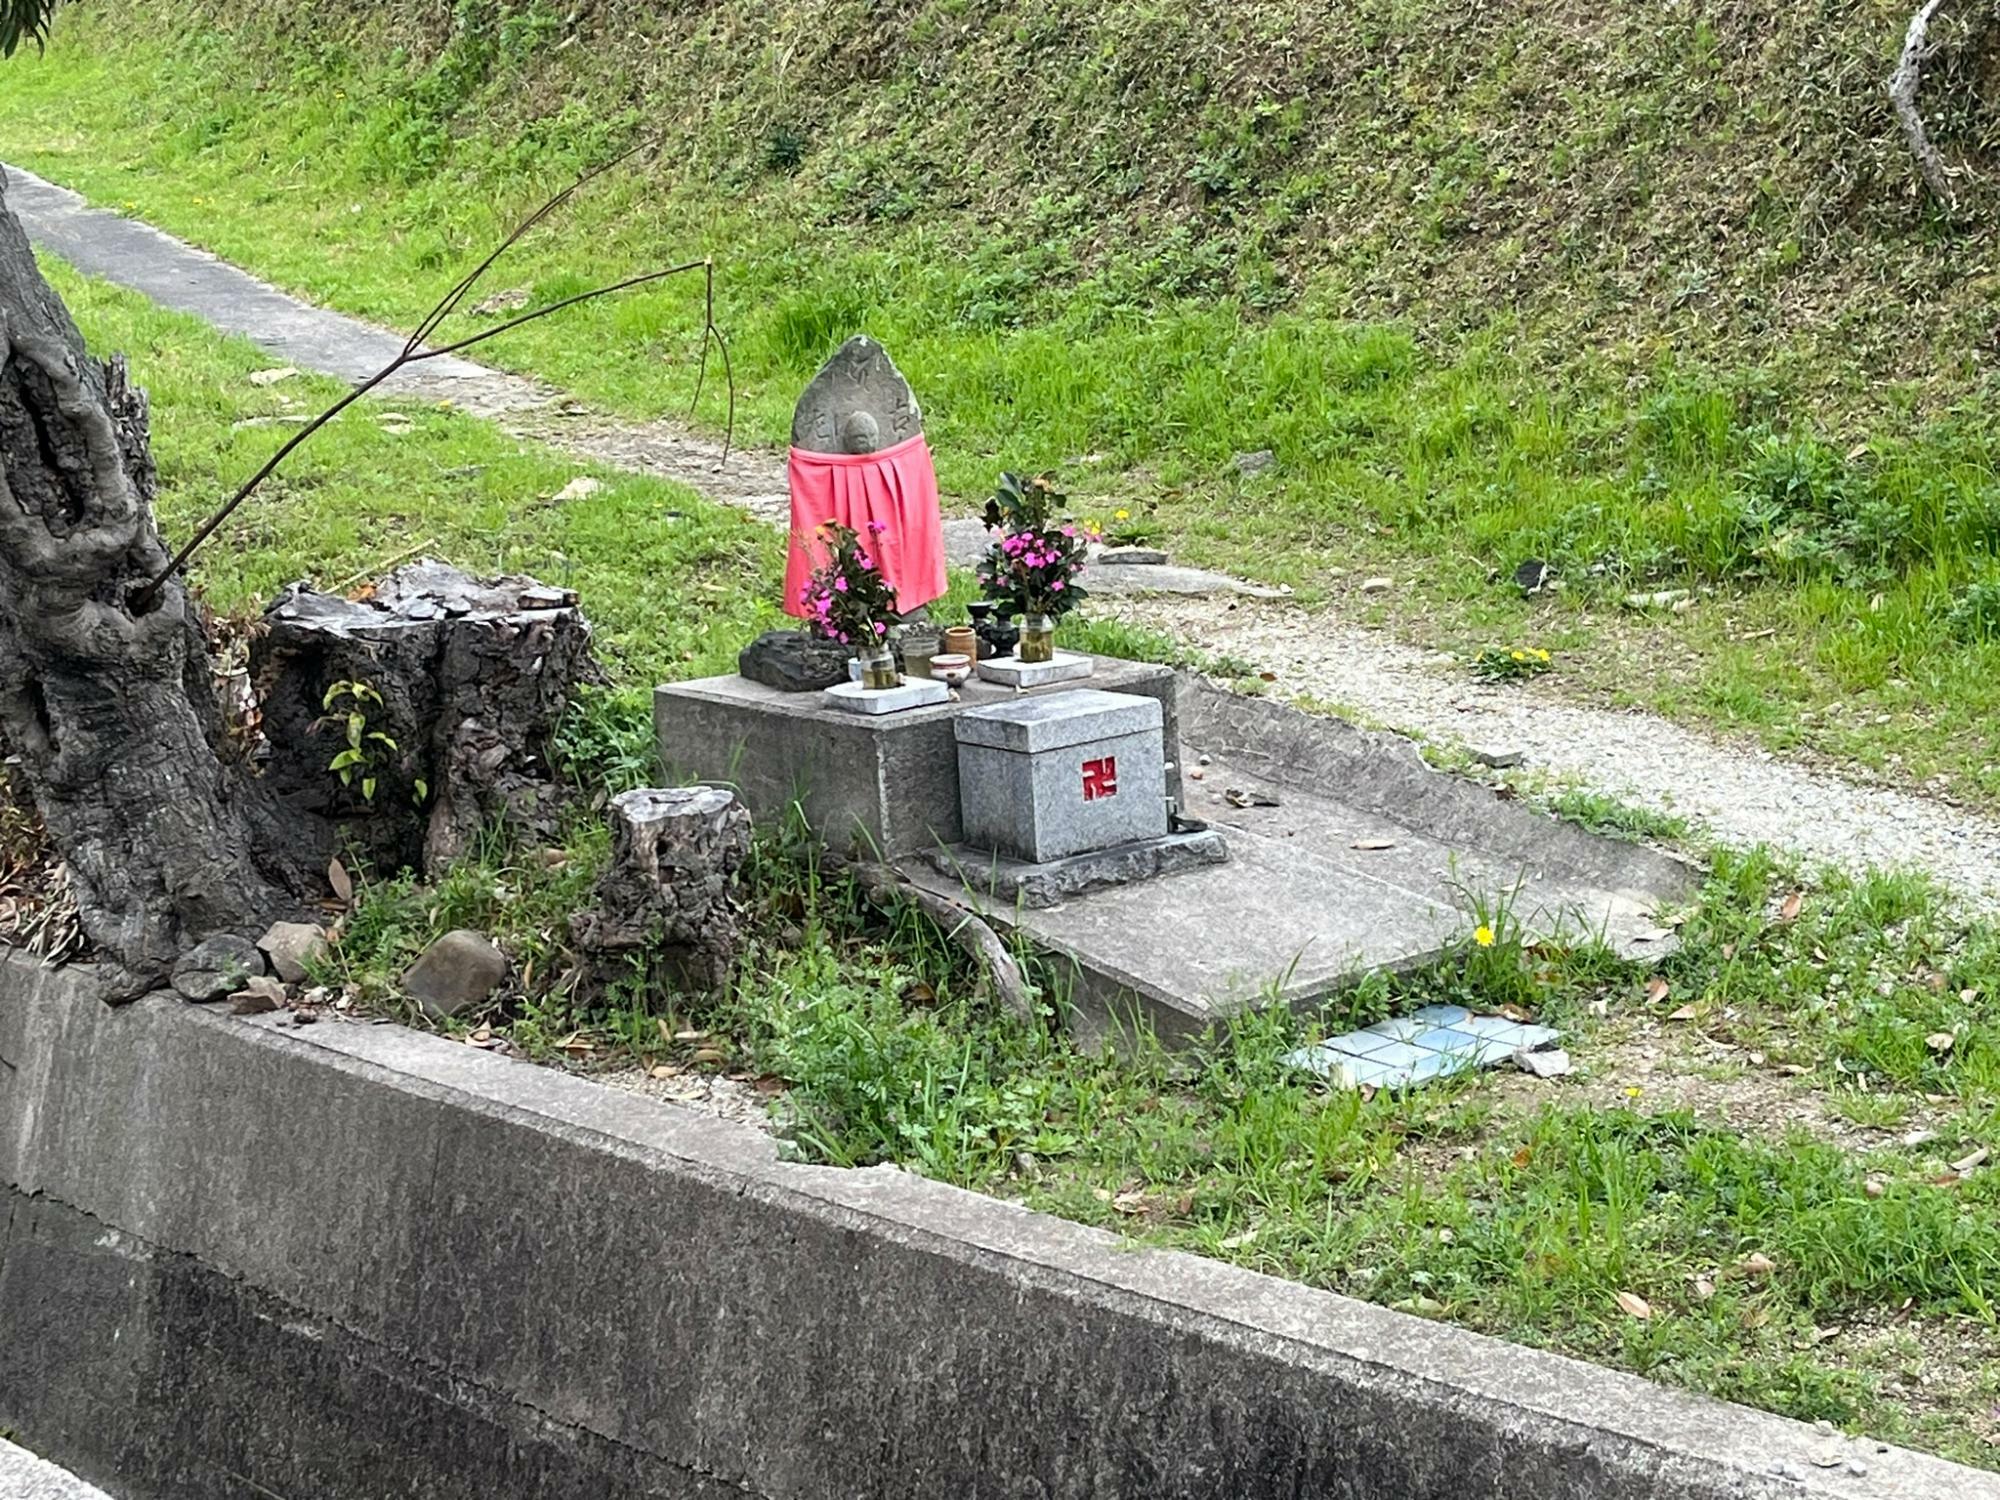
[252,559,599,877]
[571,785,751,998]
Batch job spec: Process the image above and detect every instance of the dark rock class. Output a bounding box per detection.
[401,930,508,1021]
[571,786,752,996]
[1514,558,1553,596]
[738,630,850,693]
[1098,546,1169,566]
[790,335,923,455]
[172,934,268,1004]
[1233,449,1277,478]
[258,920,328,984]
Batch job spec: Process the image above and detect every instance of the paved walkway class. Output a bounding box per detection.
[3,164,1274,595]
[11,160,2000,904]
[0,1439,114,1499]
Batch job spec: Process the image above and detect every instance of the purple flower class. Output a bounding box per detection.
[873,621,887,636]
[834,577,849,593]
[1051,578,1065,590]
[867,521,887,534]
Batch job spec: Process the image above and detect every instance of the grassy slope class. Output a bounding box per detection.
[5,5,2000,798]
[46,181,2000,1475]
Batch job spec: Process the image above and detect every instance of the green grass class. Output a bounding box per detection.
[333,793,2000,1469]
[48,259,789,696]
[52,214,2000,1469]
[4,6,2000,798]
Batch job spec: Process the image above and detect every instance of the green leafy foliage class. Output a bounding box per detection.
[0,0,55,59]
[976,471,1093,620]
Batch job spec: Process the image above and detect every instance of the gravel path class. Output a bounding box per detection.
[1114,594,2000,907]
[10,161,1999,905]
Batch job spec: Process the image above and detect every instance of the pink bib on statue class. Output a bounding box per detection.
[784,432,948,618]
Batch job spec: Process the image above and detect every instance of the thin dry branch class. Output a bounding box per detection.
[137,152,732,606]
[848,860,1038,1023]
[1889,0,1958,211]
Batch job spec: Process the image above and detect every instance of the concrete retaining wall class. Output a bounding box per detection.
[2,950,1993,1499]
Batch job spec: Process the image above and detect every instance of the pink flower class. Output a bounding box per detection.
[867,521,887,534]
[859,556,875,571]
[873,621,887,636]
[834,577,849,593]
[836,631,849,644]
[1051,578,1065,590]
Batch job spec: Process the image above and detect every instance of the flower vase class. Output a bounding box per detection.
[857,642,901,691]
[1017,612,1056,665]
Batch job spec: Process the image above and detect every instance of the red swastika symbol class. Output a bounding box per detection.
[1082,756,1118,802]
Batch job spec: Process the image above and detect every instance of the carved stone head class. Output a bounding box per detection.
[789,335,924,455]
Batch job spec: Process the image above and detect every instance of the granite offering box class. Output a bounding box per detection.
[955,689,1168,864]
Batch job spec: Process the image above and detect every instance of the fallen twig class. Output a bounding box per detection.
[137,145,733,606]
[847,860,1036,1022]
[1889,0,1957,212]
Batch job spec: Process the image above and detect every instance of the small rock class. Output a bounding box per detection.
[1471,746,1525,770]
[259,920,328,984]
[1515,1047,1573,1080]
[172,933,268,1003]
[248,365,299,387]
[1513,558,1553,596]
[227,975,289,1016]
[738,629,850,693]
[1233,448,1277,477]
[552,476,605,503]
[1359,576,1394,593]
[1097,546,1170,566]
[401,929,508,1020]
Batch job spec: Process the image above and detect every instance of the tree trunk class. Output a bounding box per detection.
[0,170,319,1000]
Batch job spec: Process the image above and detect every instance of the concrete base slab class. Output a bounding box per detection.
[975,652,1095,688]
[925,828,1228,909]
[904,679,1698,1043]
[820,677,951,714]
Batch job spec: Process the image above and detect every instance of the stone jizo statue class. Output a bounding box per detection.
[784,335,946,621]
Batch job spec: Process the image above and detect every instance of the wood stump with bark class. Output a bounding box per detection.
[0,169,321,999]
[571,786,751,998]
[252,560,599,877]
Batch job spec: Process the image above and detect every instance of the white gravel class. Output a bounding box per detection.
[1113,595,2000,909]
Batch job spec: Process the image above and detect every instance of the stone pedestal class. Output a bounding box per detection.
[655,656,1181,860]
[955,690,1168,864]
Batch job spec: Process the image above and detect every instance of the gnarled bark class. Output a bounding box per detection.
[0,170,321,999]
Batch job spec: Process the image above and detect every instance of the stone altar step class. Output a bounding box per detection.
[900,680,1696,1047]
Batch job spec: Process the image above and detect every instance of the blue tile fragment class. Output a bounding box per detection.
[1283,1009,1562,1090]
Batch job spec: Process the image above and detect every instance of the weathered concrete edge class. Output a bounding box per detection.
[2,950,1988,1499]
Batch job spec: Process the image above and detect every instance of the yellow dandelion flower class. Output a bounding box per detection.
[1510,650,1527,661]
[1115,508,1131,521]
[1474,924,1496,948]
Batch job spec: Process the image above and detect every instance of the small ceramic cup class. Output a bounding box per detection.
[928,652,973,687]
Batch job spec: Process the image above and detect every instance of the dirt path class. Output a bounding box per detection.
[13,161,2000,905]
